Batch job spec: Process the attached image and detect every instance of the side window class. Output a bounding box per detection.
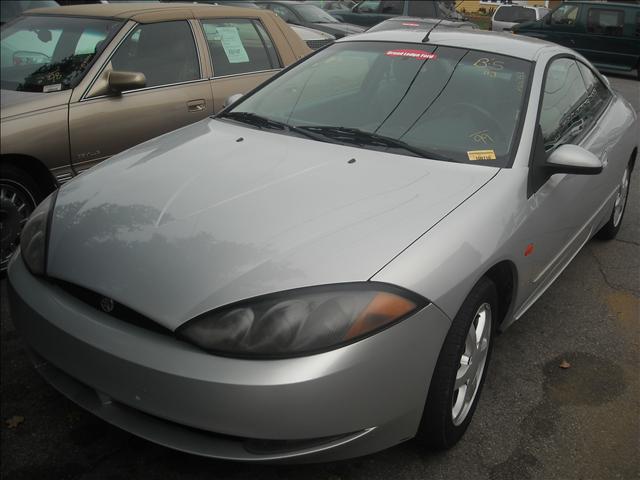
[269,4,296,23]
[551,4,579,26]
[407,1,434,17]
[636,12,640,37]
[110,21,199,88]
[357,1,381,13]
[577,62,611,121]
[540,58,589,150]
[587,8,624,36]
[380,0,404,15]
[201,19,278,77]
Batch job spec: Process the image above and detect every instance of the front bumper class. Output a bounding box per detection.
[8,255,451,462]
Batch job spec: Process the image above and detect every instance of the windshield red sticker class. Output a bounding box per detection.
[385,49,437,60]
[401,22,421,27]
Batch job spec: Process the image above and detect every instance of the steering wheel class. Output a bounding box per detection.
[436,102,508,150]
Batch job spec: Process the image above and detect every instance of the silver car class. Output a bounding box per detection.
[8,27,637,462]
[492,4,549,32]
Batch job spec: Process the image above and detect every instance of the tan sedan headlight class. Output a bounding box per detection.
[177,284,427,357]
[20,192,56,276]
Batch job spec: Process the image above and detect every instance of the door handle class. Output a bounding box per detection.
[187,99,206,112]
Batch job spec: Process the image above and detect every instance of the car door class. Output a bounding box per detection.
[200,18,283,112]
[68,20,213,173]
[518,57,613,309]
[545,3,584,49]
[583,5,634,72]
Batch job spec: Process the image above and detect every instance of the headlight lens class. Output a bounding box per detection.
[20,191,56,276]
[177,284,427,357]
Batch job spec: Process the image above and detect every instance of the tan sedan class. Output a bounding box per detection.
[0,2,310,270]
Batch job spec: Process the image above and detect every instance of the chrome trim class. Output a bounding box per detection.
[82,20,205,102]
[208,69,280,81]
[80,78,211,103]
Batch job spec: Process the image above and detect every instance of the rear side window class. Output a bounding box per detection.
[407,1,434,17]
[201,19,279,77]
[587,8,625,36]
[380,0,404,15]
[268,4,296,23]
[495,6,536,23]
[110,21,199,88]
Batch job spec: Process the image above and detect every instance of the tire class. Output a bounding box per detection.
[595,162,631,240]
[0,164,43,272]
[417,277,498,449]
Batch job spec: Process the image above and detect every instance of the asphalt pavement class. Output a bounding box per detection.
[1,75,638,480]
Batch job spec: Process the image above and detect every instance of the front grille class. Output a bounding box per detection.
[55,280,171,337]
[306,39,334,50]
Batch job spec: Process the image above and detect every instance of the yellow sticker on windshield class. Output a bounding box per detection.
[467,150,497,161]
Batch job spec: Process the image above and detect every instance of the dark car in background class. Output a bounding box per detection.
[304,0,356,12]
[329,0,467,28]
[514,1,640,78]
[255,1,365,38]
[0,0,59,25]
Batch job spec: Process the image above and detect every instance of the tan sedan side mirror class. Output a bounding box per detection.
[108,71,146,94]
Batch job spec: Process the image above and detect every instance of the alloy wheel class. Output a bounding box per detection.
[451,303,492,426]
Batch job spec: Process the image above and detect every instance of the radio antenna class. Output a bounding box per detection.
[422,0,465,42]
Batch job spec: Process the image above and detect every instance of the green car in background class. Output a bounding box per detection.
[514,1,640,79]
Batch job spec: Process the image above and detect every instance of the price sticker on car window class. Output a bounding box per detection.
[467,150,497,161]
[217,27,249,64]
[385,49,437,60]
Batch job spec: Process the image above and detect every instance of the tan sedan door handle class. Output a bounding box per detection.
[187,99,206,112]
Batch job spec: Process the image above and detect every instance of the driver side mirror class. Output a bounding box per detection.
[108,70,146,94]
[546,144,603,175]
[224,93,243,108]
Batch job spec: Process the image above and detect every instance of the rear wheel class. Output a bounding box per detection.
[418,277,497,449]
[0,165,42,272]
[595,163,631,240]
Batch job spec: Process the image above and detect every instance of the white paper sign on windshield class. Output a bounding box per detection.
[217,27,249,64]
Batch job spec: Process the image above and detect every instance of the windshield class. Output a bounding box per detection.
[1,15,122,92]
[226,42,532,167]
[294,4,339,23]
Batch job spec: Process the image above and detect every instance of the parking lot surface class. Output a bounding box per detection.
[1,75,638,480]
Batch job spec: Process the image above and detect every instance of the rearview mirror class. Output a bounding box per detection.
[224,93,243,108]
[108,70,146,94]
[547,144,603,175]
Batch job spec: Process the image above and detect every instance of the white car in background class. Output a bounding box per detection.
[491,4,549,32]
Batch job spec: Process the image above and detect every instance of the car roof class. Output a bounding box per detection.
[338,28,560,61]
[23,2,277,23]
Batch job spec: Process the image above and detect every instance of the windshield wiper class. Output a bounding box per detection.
[220,111,290,131]
[220,111,331,142]
[296,126,454,161]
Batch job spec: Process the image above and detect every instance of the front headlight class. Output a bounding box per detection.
[177,284,427,357]
[20,191,56,276]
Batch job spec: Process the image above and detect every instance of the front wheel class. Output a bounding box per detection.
[595,163,631,240]
[418,277,497,449]
[0,165,42,272]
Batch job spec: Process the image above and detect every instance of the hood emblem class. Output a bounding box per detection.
[100,297,115,313]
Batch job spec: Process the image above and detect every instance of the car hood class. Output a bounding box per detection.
[310,22,365,36]
[47,119,498,330]
[0,89,71,119]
